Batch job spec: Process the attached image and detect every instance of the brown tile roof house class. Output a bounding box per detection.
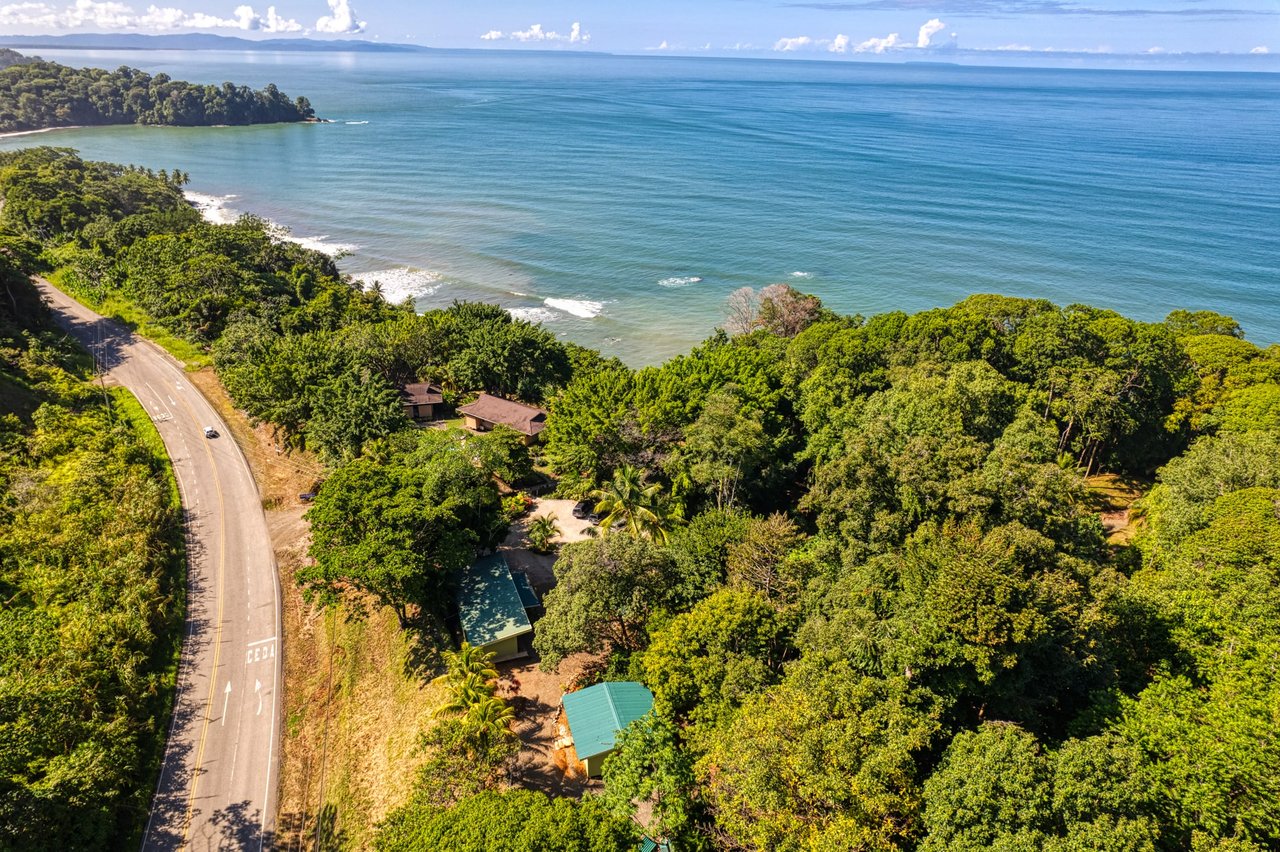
[458,393,548,442]
[401,382,444,422]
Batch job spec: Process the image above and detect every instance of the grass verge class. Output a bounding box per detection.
[275,604,441,851]
[47,269,213,368]
[109,386,188,850]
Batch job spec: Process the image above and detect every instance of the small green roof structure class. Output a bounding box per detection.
[457,554,532,661]
[512,570,541,609]
[562,681,654,777]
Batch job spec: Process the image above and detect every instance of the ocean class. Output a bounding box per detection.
[4,50,1277,364]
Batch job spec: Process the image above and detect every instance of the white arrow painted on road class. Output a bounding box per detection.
[221,681,231,726]
[255,679,263,716]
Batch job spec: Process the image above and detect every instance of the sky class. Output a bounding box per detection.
[0,0,1275,58]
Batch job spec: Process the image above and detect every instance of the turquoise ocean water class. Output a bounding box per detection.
[3,50,1277,364]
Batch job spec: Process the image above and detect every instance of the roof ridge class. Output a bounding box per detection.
[605,682,622,733]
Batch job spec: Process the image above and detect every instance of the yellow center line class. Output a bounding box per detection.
[170,383,229,848]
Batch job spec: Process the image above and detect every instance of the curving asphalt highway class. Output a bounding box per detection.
[36,278,282,851]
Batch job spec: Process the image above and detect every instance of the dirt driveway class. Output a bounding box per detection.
[497,499,607,798]
[502,498,597,593]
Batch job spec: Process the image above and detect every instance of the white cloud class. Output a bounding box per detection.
[1250,45,1269,54]
[917,18,945,48]
[0,2,61,27]
[511,23,550,41]
[0,0,301,30]
[856,32,902,53]
[993,43,1032,51]
[315,0,362,33]
[138,5,187,26]
[486,21,590,45]
[829,33,850,53]
[773,35,813,52]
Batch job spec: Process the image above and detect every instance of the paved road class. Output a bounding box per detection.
[37,279,282,851]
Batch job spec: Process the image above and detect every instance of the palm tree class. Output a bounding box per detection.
[590,464,673,543]
[464,695,517,742]
[434,671,496,718]
[440,641,499,683]
[527,513,560,553]
[432,641,499,718]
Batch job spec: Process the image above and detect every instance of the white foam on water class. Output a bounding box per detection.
[508,307,558,324]
[544,297,605,318]
[345,120,369,125]
[185,191,240,225]
[186,191,358,257]
[354,268,443,304]
[0,125,80,139]
[658,276,703,288]
[285,234,360,257]
[790,271,814,279]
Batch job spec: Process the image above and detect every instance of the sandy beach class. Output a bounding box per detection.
[0,125,81,139]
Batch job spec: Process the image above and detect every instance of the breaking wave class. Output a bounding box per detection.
[286,235,360,257]
[186,191,358,257]
[354,268,443,304]
[508,306,558,324]
[185,191,240,225]
[658,276,703,288]
[544,297,604,318]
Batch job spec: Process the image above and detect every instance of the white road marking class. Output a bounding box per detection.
[256,680,263,716]
[220,681,231,726]
[247,637,277,647]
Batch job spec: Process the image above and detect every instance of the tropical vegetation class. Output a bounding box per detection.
[3,147,1279,850]
[0,239,184,850]
[0,54,313,132]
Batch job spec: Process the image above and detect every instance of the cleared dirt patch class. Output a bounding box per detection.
[188,368,324,506]
[501,652,599,799]
[1086,473,1148,545]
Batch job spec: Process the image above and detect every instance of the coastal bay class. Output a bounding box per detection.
[3,48,1276,364]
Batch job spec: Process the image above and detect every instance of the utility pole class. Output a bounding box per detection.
[96,316,114,424]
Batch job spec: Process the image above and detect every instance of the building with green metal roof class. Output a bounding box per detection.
[561,681,654,777]
[457,554,533,662]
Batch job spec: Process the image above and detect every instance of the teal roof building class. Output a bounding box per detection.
[457,554,533,662]
[561,681,654,777]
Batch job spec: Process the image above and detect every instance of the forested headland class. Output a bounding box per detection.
[0,52,314,133]
[1,146,1278,850]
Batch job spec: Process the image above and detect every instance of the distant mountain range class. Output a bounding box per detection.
[0,33,427,52]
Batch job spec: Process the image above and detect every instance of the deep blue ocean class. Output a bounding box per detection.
[4,50,1277,364]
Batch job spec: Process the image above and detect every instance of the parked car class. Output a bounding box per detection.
[572,499,601,522]
[203,426,218,438]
